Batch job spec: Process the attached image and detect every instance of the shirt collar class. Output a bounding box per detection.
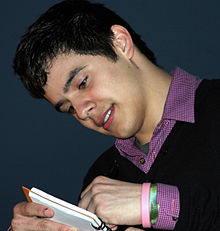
[115,67,202,147]
[162,66,202,123]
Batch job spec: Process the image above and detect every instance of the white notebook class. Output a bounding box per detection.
[22,187,110,231]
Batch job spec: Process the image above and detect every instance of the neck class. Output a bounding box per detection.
[133,49,172,145]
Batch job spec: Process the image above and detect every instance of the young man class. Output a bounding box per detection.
[11,0,220,231]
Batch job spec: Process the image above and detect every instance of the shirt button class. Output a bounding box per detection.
[139,157,145,165]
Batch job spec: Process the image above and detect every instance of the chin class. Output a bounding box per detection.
[113,127,136,139]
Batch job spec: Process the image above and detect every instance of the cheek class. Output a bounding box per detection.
[88,86,112,102]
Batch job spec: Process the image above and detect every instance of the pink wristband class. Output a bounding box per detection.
[141,183,151,228]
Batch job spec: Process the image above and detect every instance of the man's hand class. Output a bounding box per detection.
[78,176,142,227]
[11,201,76,231]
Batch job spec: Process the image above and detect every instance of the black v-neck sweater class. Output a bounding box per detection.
[81,79,220,231]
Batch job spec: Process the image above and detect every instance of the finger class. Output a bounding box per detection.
[78,188,93,210]
[80,176,112,198]
[13,202,54,218]
[33,219,77,231]
[84,192,101,214]
[125,227,145,231]
[80,176,102,199]
[111,226,118,231]
[11,215,77,231]
[107,224,118,230]
[79,181,109,211]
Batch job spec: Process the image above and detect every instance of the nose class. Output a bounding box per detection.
[71,98,96,120]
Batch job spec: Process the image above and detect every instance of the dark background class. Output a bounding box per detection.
[1,0,220,229]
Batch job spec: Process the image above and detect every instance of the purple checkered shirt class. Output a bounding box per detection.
[115,67,202,230]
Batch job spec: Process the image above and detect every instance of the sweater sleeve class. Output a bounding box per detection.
[174,183,220,231]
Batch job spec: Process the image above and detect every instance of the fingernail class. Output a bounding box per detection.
[44,208,53,217]
[69,227,77,231]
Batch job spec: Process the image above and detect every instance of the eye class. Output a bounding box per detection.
[68,105,76,114]
[79,76,88,89]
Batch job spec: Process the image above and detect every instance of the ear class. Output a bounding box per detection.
[111,25,134,59]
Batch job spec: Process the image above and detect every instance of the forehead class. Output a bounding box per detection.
[47,53,79,79]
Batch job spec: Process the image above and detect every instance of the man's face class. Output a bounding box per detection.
[44,52,147,139]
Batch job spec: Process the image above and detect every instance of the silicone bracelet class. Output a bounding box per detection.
[141,183,151,228]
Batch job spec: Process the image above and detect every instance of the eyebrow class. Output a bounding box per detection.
[63,65,86,93]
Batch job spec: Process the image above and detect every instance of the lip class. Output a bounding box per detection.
[103,105,114,130]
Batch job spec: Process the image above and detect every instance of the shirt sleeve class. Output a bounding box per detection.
[152,183,180,230]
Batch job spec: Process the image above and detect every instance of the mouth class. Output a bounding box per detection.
[103,105,114,130]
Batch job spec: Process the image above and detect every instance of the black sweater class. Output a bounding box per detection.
[81,79,220,231]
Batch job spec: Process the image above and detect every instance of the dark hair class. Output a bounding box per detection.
[13,0,156,98]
